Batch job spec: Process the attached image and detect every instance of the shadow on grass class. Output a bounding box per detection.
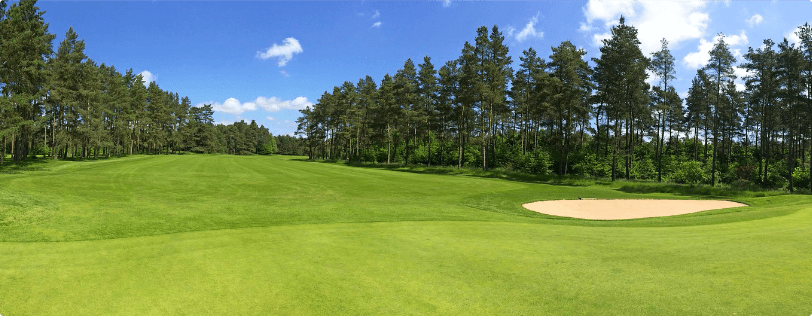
[299,159,605,187]
[614,182,788,199]
[298,158,795,199]
[0,154,144,175]
[0,157,51,174]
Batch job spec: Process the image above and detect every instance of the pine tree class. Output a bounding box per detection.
[795,23,812,190]
[547,41,592,175]
[512,48,545,155]
[394,59,418,165]
[776,39,805,192]
[437,60,459,166]
[0,0,55,162]
[376,74,399,163]
[703,34,737,186]
[649,38,676,182]
[593,16,650,180]
[417,56,438,165]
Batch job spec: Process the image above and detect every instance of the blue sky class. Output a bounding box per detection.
[37,0,812,136]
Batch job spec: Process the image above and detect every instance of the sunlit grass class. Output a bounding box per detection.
[0,155,809,315]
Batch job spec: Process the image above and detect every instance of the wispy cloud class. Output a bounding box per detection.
[515,12,544,42]
[442,0,451,8]
[372,21,382,28]
[371,10,380,19]
[279,70,290,77]
[257,37,303,67]
[746,14,763,27]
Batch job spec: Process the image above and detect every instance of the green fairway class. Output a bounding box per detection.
[1,155,810,315]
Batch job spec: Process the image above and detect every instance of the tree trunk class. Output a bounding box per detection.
[387,124,392,164]
[612,119,618,181]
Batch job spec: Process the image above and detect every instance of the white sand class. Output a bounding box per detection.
[522,199,748,220]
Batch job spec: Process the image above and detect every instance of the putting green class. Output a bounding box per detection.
[0,155,810,315]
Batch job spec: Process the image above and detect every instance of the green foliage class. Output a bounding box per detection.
[792,167,810,190]
[631,157,656,180]
[671,161,705,184]
[571,152,611,178]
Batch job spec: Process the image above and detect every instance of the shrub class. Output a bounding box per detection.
[791,167,809,190]
[631,158,656,180]
[671,161,704,184]
[571,153,611,178]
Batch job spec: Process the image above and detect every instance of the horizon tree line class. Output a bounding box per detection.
[0,0,277,164]
[297,17,812,191]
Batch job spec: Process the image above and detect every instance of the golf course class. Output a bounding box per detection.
[1,155,810,315]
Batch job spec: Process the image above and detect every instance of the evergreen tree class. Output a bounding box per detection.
[649,38,676,182]
[547,41,592,175]
[593,16,650,180]
[703,34,737,186]
[0,0,55,163]
[795,23,812,190]
[417,56,438,165]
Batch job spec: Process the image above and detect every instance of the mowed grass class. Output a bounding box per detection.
[1,155,810,315]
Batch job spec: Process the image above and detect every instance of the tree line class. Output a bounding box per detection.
[0,0,276,164]
[297,17,812,191]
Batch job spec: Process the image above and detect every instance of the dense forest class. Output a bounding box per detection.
[296,17,812,190]
[0,0,277,163]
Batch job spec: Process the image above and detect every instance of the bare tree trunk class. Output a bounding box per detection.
[387,124,392,164]
[612,119,618,182]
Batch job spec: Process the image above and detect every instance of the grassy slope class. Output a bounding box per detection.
[1,155,810,315]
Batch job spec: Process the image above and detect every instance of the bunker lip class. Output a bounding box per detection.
[522,199,748,220]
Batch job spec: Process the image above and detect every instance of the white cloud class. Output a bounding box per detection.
[214,120,236,126]
[746,14,763,27]
[725,30,749,46]
[279,70,290,77]
[267,116,275,121]
[683,31,748,69]
[254,96,313,112]
[515,12,544,42]
[645,69,657,86]
[788,32,801,45]
[733,67,748,92]
[733,66,750,81]
[209,98,257,116]
[786,24,808,45]
[372,21,382,28]
[592,32,612,47]
[371,10,380,19]
[138,70,156,87]
[581,0,710,54]
[442,0,451,8]
[257,37,303,67]
[204,96,313,117]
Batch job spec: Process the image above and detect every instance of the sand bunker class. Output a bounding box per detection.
[522,199,748,220]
